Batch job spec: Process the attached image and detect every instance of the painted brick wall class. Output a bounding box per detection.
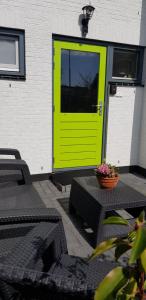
[106,87,144,167]
[0,0,145,173]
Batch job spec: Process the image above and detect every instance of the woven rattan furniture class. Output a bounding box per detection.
[0,207,67,261]
[69,176,146,246]
[0,159,46,210]
[0,217,117,300]
[0,148,23,184]
[0,207,67,256]
[0,156,68,259]
[0,148,21,159]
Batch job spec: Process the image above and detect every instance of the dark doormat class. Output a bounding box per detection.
[57,197,95,247]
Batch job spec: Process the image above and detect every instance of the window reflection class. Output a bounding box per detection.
[112,49,138,79]
[61,50,99,113]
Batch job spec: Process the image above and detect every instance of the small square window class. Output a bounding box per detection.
[112,48,139,80]
[0,37,19,71]
[0,28,25,79]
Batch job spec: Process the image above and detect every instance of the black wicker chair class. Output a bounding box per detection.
[0,148,23,184]
[0,207,67,257]
[0,148,21,160]
[0,159,46,210]
[0,213,117,300]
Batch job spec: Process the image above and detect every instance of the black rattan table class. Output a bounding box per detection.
[69,176,146,246]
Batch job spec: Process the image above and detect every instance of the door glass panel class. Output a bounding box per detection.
[61,49,100,113]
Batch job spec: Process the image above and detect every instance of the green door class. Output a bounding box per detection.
[53,41,106,169]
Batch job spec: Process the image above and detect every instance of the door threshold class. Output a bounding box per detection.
[51,168,95,191]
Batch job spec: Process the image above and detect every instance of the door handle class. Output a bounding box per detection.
[92,101,103,116]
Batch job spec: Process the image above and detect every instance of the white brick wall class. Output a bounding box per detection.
[0,0,145,173]
[106,87,144,166]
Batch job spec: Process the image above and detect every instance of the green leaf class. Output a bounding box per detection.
[129,227,146,264]
[116,278,137,299]
[103,216,129,226]
[128,231,136,243]
[135,211,145,228]
[90,238,117,260]
[116,295,132,300]
[141,249,146,272]
[116,291,136,300]
[115,242,131,261]
[138,210,145,223]
[144,280,146,290]
[94,267,127,300]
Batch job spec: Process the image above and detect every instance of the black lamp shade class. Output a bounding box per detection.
[82,5,95,19]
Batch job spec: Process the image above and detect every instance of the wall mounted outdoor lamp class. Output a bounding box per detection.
[82,4,95,37]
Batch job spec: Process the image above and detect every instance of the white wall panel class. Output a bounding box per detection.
[106,87,143,167]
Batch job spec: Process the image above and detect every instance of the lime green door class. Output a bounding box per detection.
[53,41,106,169]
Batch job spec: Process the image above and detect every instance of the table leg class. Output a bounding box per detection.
[69,202,76,214]
[93,208,106,247]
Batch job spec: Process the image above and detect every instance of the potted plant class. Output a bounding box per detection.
[95,162,119,189]
[91,211,146,300]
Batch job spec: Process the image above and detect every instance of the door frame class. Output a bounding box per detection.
[52,37,109,172]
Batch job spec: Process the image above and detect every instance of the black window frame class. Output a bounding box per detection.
[109,46,144,85]
[0,27,25,80]
[53,34,145,87]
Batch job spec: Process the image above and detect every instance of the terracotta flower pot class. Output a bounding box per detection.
[97,176,119,189]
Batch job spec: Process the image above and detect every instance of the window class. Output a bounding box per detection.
[0,37,19,71]
[113,49,139,80]
[0,28,25,79]
[111,47,143,84]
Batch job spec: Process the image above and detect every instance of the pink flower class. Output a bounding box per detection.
[95,162,118,178]
[96,163,110,176]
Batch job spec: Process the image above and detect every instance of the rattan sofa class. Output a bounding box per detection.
[0,212,117,300]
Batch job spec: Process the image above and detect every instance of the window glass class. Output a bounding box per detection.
[61,49,99,113]
[0,37,19,70]
[112,49,138,79]
[0,29,25,78]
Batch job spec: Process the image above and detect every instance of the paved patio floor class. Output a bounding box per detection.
[33,173,146,258]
